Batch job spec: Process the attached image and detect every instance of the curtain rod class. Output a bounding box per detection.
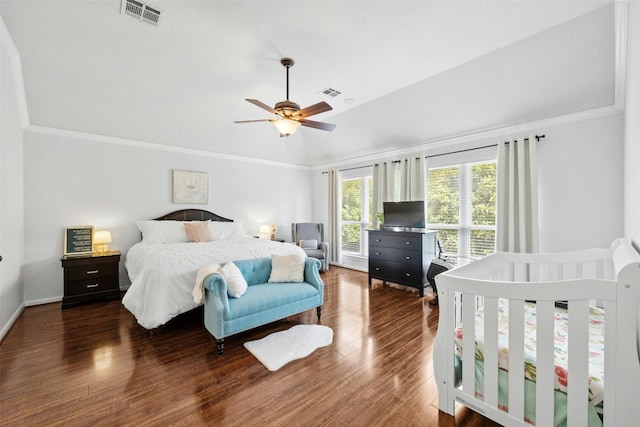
[323,134,546,172]
[424,134,545,160]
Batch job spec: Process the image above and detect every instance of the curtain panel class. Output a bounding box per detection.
[327,168,341,264]
[496,136,539,253]
[399,156,427,202]
[372,162,395,228]
[372,157,427,228]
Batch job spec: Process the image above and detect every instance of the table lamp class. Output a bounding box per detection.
[93,230,112,254]
[259,225,271,239]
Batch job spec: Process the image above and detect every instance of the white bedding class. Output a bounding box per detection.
[122,237,306,329]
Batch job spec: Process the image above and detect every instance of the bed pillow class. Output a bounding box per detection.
[221,261,248,298]
[136,220,189,243]
[299,239,318,249]
[184,221,212,242]
[209,221,245,240]
[268,254,305,283]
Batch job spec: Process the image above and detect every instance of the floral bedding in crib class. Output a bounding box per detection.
[454,301,605,405]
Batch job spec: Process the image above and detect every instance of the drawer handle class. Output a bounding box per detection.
[405,241,411,245]
[405,273,411,277]
[86,284,99,288]
[376,252,381,255]
[86,270,99,275]
[405,256,411,260]
[376,239,381,242]
[375,267,380,271]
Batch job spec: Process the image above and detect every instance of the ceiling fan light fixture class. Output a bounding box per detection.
[273,118,301,136]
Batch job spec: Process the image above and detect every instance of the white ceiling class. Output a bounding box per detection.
[0,0,615,167]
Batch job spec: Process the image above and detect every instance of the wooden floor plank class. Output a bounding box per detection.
[0,266,499,426]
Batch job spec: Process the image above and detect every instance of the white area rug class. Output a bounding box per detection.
[244,324,333,371]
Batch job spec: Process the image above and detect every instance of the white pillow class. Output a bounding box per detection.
[268,254,305,283]
[209,221,245,240]
[221,261,248,298]
[136,220,190,243]
[299,239,318,249]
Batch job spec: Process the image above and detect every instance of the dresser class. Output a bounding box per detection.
[60,251,121,308]
[368,229,437,297]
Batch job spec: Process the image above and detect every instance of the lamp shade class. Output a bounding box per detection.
[93,230,112,244]
[273,118,301,136]
[259,225,271,239]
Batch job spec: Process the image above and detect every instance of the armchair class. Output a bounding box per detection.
[291,223,329,272]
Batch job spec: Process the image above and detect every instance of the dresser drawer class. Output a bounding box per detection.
[369,259,422,286]
[369,232,422,249]
[67,264,114,280]
[67,277,118,296]
[369,246,420,265]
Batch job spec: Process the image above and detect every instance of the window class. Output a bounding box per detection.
[427,161,496,265]
[341,169,373,256]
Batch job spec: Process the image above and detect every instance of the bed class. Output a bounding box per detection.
[432,238,640,426]
[122,209,306,329]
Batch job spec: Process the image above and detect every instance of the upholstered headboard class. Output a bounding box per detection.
[153,209,233,222]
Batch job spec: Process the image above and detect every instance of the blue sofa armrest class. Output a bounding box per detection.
[203,273,231,317]
[304,258,323,299]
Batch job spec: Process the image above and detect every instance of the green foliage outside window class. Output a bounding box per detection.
[472,163,496,226]
[427,162,497,265]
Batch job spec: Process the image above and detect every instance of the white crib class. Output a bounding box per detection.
[432,238,640,427]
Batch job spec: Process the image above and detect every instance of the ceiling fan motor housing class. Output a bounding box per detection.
[275,100,300,116]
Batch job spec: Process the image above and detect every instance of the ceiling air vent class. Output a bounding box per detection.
[319,87,342,98]
[121,0,163,26]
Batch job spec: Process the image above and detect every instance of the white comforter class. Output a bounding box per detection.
[122,237,306,329]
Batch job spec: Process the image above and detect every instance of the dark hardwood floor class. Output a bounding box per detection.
[0,266,500,426]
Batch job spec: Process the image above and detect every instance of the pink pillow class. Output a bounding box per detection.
[184,222,212,242]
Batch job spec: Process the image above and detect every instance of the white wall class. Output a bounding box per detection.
[0,17,25,339]
[537,113,624,252]
[624,2,640,247]
[22,129,313,304]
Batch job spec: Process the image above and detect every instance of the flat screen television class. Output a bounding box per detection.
[383,201,425,229]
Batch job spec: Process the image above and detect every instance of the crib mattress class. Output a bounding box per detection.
[454,301,605,406]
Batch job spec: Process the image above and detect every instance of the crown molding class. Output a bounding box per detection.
[25,124,311,171]
[313,103,623,171]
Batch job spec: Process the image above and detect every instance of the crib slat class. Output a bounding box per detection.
[603,299,617,426]
[462,293,476,399]
[535,301,555,427]
[483,297,499,407]
[567,300,589,427]
[508,300,525,420]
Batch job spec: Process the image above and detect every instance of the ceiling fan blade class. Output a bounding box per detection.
[245,99,280,116]
[299,119,336,132]
[294,101,333,119]
[234,119,274,123]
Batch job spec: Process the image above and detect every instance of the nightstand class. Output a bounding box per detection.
[60,251,121,309]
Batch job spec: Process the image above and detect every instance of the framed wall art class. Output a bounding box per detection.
[172,170,209,204]
[63,225,94,256]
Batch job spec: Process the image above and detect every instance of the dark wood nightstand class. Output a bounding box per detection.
[60,251,121,309]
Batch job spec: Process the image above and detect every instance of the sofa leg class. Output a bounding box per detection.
[216,338,224,355]
[316,306,322,323]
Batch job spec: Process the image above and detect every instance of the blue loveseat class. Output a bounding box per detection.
[203,257,324,355]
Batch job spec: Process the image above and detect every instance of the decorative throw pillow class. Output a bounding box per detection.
[221,261,248,298]
[299,239,318,249]
[136,220,190,243]
[184,221,212,242]
[268,254,305,283]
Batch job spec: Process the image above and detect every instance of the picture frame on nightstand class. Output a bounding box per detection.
[64,225,94,256]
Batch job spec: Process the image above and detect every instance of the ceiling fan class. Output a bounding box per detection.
[234,58,336,137]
